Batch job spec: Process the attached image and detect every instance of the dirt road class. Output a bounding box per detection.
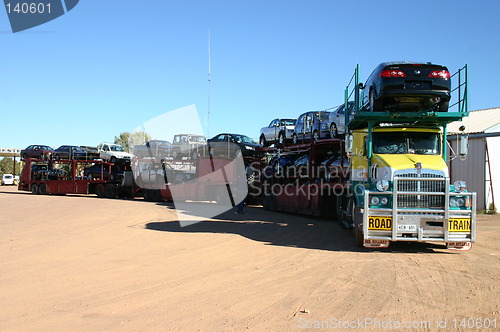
[0,186,498,331]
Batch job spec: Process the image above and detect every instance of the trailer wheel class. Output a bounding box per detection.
[143,189,151,201]
[96,184,105,198]
[38,183,46,195]
[262,192,271,211]
[152,190,162,202]
[105,184,116,198]
[31,184,38,195]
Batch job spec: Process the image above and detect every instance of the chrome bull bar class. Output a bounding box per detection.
[362,176,476,244]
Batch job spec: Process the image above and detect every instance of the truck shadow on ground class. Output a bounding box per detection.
[145,203,453,254]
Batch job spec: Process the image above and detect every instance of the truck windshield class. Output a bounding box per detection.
[373,132,441,155]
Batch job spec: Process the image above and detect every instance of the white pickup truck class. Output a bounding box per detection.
[259,118,296,147]
[97,143,134,163]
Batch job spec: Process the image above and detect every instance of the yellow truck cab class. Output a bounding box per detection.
[341,64,475,250]
[347,126,475,250]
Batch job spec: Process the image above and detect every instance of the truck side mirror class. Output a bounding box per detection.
[459,134,468,160]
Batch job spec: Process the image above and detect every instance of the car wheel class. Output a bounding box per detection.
[292,134,298,145]
[330,123,338,138]
[278,132,285,146]
[110,156,117,164]
[312,130,319,141]
[22,153,28,159]
[172,151,178,159]
[259,135,267,147]
[55,154,60,160]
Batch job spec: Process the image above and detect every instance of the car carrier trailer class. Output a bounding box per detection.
[254,64,476,250]
[18,157,137,198]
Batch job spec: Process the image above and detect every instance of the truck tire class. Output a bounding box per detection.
[353,205,364,247]
[31,184,38,195]
[96,184,105,198]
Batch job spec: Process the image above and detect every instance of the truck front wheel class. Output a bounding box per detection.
[353,205,364,247]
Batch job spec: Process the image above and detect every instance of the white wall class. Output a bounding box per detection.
[485,137,500,212]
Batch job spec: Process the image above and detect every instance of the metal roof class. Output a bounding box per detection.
[447,107,500,134]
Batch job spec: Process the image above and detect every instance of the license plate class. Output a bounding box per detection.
[397,224,417,232]
[368,217,392,231]
[448,218,471,232]
[404,82,431,90]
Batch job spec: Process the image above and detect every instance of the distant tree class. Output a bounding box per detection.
[0,157,21,176]
[114,131,151,153]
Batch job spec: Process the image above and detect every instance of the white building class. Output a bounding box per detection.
[447,107,500,212]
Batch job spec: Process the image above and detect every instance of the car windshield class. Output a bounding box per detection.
[234,135,257,144]
[110,145,124,152]
[281,119,296,126]
[189,136,206,143]
[373,132,441,155]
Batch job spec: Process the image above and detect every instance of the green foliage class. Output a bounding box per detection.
[486,202,497,214]
[0,157,21,176]
[114,131,151,153]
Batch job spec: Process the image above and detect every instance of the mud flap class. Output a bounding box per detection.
[447,242,472,251]
[364,239,390,248]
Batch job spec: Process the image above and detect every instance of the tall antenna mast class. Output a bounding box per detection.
[207,29,211,138]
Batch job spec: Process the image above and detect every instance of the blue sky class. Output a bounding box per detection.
[1,0,499,149]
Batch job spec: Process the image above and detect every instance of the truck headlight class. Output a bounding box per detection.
[454,181,467,192]
[375,179,389,191]
[450,197,466,208]
[450,197,457,208]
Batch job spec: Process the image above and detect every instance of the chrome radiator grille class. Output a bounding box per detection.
[396,173,445,209]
